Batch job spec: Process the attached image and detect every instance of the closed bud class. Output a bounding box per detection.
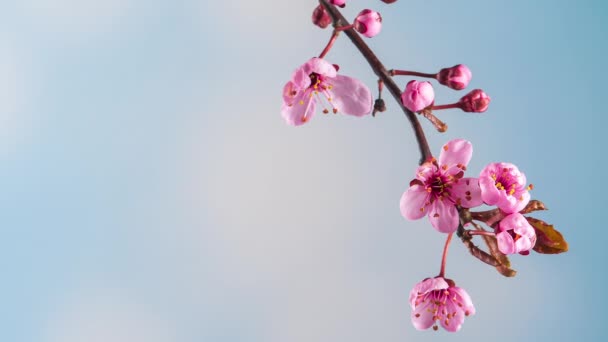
[372,98,386,116]
[437,64,472,90]
[312,4,332,29]
[354,9,382,38]
[458,89,490,113]
[401,80,435,112]
[381,0,398,3]
[329,0,346,8]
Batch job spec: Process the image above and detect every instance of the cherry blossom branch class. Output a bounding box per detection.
[319,0,432,164]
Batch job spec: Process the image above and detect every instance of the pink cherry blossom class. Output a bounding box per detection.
[329,0,346,7]
[437,64,472,90]
[409,277,475,332]
[496,213,537,255]
[281,58,372,126]
[401,80,435,112]
[400,139,483,233]
[459,89,490,112]
[479,162,531,213]
[354,9,383,38]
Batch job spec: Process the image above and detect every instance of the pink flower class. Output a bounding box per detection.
[437,64,472,90]
[281,58,372,126]
[329,0,346,7]
[312,4,332,29]
[401,80,435,112]
[409,277,475,332]
[400,139,483,233]
[354,9,382,38]
[479,162,531,213]
[458,89,490,113]
[496,213,537,255]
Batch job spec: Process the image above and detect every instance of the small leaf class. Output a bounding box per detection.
[520,200,548,214]
[526,217,569,254]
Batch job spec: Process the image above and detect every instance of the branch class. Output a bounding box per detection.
[319,0,432,164]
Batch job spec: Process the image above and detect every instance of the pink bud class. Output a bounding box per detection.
[312,4,332,29]
[400,80,435,112]
[437,64,472,90]
[354,9,382,38]
[458,89,490,113]
[381,0,398,3]
[329,0,346,8]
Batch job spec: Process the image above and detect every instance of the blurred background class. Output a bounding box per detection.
[0,0,604,341]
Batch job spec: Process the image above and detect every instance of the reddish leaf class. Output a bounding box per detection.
[526,217,569,254]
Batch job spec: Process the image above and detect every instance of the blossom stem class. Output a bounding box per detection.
[438,233,453,278]
[319,30,341,59]
[319,0,432,164]
[377,79,384,98]
[432,103,461,111]
[389,69,437,79]
[467,230,495,237]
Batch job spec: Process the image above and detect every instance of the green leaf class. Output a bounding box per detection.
[526,217,569,254]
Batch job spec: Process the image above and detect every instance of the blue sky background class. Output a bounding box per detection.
[0,0,605,341]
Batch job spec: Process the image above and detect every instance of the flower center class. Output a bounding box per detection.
[306,72,338,115]
[491,168,517,196]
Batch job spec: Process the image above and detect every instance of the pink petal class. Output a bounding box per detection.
[450,177,483,208]
[479,175,500,206]
[428,199,459,233]
[304,57,337,78]
[452,287,475,315]
[281,93,316,126]
[497,190,530,214]
[329,75,372,117]
[400,184,430,220]
[515,236,533,253]
[411,301,435,331]
[290,67,310,90]
[438,139,472,168]
[441,300,464,332]
[496,231,515,254]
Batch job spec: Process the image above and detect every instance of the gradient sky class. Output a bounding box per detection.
[0,0,605,341]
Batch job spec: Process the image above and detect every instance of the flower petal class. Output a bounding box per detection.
[304,57,337,78]
[428,199,459,233]
[515,236,533,253]
[411,301,435,331]
[497,189,530,214]
[328,75,372,117]
[479,175,500,206]
[290,67,310,90]
[450,177,483,208]
[400,184,430,220]
[452,287,475,315]
[438,139,473,168]
[496,231,515,254]
[281,93,316,126]
[441,300,464,332]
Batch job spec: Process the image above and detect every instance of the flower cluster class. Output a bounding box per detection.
[282,0,567,334]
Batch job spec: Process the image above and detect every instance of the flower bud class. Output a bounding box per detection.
[329,0,346,8]
[495,213,536,255]
[400,80,434,112]
[381,0,398,3]
[312,4,332,29]
[458,89,490,113]
[354,9,382,38]
[437,64,472,90]
[372,98,386,116]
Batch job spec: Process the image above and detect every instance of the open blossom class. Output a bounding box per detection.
[401,80,434,112]
[409,277,475,332]
[400,139,483,233]
[479,162,531,213]
[281,58,372,126]
[354,10,382,38]
[496,213,537,255]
